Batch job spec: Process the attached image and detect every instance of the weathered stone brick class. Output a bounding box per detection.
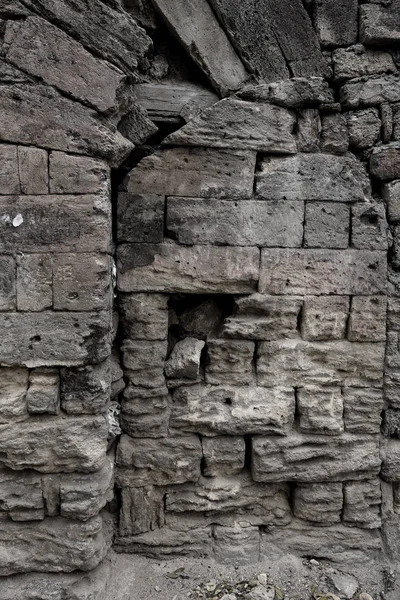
[297,108,321,152]
[384,409,400,437]
[205,340,255,385]
[0,255,16,311]
[118,243,260,294]
[320,113,349,155]
[304,202,349,249]
[49,152,109,195]
[17,146,48,194]
[383,180,400,221]
[115,526,212,557]
[351,203,387,250]
[382,440,400,482]
[0,367,28,424]
[122,340,167,388]
[341,75,400,108]
[120,385,169,438]
[297,386,344,435]
[348,296,387,342]
[213,524,260,565]
[343,480,381,529]
[26,368,60,415]
[165,337,204,381]
[119,294,168,341]
[293,483,343,524]
[347,108,381,149]
[360,3,400,46]
[313,0,358,47]
[0,144,20,194]
[119,486,165,536]
[370,143,400,180]
[259,249,386,296]
[333,45,396,82]
[301,296,349,341]
[343,388,383,434]
[16,253,52,312]
[60,361,111,415]
[201,437,245,477]
[0,468,43,522]
[117,193,164,244]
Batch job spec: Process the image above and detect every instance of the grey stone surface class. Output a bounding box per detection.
[360,2,400,46]
[320,113,349,154]
[0,367,28,424]
[294,482,343,524]
[120,384,169,438]
[114,526,212,557]
[343,480,382,529]
[243,77,334,108]
[0,144,20,194]
[344,388,383,434]
[346,108,381,149]
[313,0,358,47]
[49,152,109,195]
[201,437,245,477]
[384,179,400,221]
[341,75,400,108]
[179,299,224,340]
[351,202,387,250]
[26,368,60,415]
[348,296,387,342]
[0,467,43,521]
[18,146,48,195]
[297,386,344,435]
[370,143,400,180]
[117,104,158,145]
[165,337,205,380]
[304,202,350,248]
[205,340,255,385]
[297,109,321,152]
[381,439,400,481]
[61,361,111,415]
[122,340,167,388]
[119,486,165,536]
[117,192,164,243]
[120,293,168,341]
[0,254,16,311]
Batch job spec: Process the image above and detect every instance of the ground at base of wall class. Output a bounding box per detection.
[1,551,399,600]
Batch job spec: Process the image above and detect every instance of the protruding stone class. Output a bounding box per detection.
[119,486,165,536]
[333,45,396,82]
[0,367,28,424]
[313,0,358,48]
[120,384,169,438]
[320,113,349,155]
[297,109,321,152]
[380,439,400,482]
[122,340,167,388]
[341,75,400,109]
[370,143,400,180]
[347,109,381,149]
[348,296,387,342]
[360,3,400,46]
[266,77,334,108]
[202,437,245,477]
[117,105,158,145]
[384,180,400,221]
[0,468,43,521]
[165,338,205,380]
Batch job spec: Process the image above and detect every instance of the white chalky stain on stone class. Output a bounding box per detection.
[12,214,23,227]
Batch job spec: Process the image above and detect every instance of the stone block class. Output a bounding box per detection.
[381,439,400,482]
[117,104,158,145]
[16,253,52,311]
[222,294,302,341]
[165,338,205,380]
[120,294,168,341]
[0,468,43,521]
[122,340,167,388]
[0,84,132,165]
[0,194,111,253]
[60,361,111,415]
[263,77,334,108]
[313,0,358,47]
[213,524,260,565]
[384,409,400,437]
[17,146,48,194]
[301,296,349,341]
[171,385,295,435]
[0,255,16,310]
[166,198,304,247]
[120,385,169,438]
[333,45,396,82]
[114,526,212,558]
[0,415,107,473]
[252,433,380,482]
[53,253,112,311]
[118,243,260,294]
[343,388,383,434]
[343,480,381,529]
[360,3,400,46]
[293,483,343,524]
[383,180,400,221]
[202,436,245,477]
[123,148,256,199]
[257,339,384,387]
[348,296,387,342]
[320,113,349,154]
[341,75,400,109]
[304,202,349,249]
[49,152,109,195]
[117,193,164,243]
[370,143,400,180]
[352,203,387,250]
[0,144,20,194]
[297,108,321,152]
[0,311,111,367]
[0,515,108,575]
[297,386,344,435]
[347,108,381,149]
[259,249,386,296]
[26,368,60,415]
[116,435,202,487]
[0,367,28,424]
[205,340,255,385]
[256,153,369,202]
[119,486,165,536]
[165,98,296,153]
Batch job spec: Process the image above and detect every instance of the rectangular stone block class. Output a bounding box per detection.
[256,153,369,202]
[0,255,16,310]
[0,144,20,194]
[360,3,400,46]
[384,180,400,222]
[26,368,60,415]
[294,483,343,525]
[313,0,358,47]
[259,249,386,295]
[49,152,109,194]
[297,386,344,435]
[343,480,381,529]
[0,194,111,253]
[167,198,304,247]
[343,388,383,434]
[171,384,295,435]
[16,253,52,311]
[347,108,381,149]
[0,311,111,367]
[304,202,349,249]
[348,296,387,342]
[320,113,349,155]
[120,385,169,438]
[351,202,387,250]
[53,253,112,311]
[17,146,48,194]
[122,340,167,388]
[205,340,255,385]
[120,294,168,341]
[118,243,260,294]
[370,143,400,180]
[341,75,400,109]
[301,296,349,341]
[116,435,202,487]
[123,148,256,199]
[333,46,396,82]
[257,340,384,387]
[117,192,164,243]
[201,436,245,477]
[0,468,43,521]
[0,367,28,424]
[114,526,212,558]
[60,361,111,415]
[0,415,107,473]
[119,486,165,536]
[252,433,381,482]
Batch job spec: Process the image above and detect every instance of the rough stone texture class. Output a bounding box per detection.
[49,153,109,195]
[304,202,350,248]
[165,337,205,380]
[120,384,169,438]
[384,179,400,221]
[346,108,381,149]
[297,108,321,152]
[341,75,400,109]
[351,202,387,250]
[26,368,60,415]
[122,340,167,388]
[18,146,48,195]
[294,483,343,524]
[201,437,245,477]
[348,296,387,342]
[119,294,168,341]
[343,480,382,529]
[360,2,400,46]
[320,113,349,154]
[119,486,165,536]
[0,255,16,311]
[370,143,400,180]
[117,193,164,243]
[313,0,358,48]
[343,388,383,434]
[60,362,111,415]
[205,340,255,385]
[297,386,344,435]
[333,46,396,82]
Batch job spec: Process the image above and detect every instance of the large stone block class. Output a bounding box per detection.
[16,253,52,311]
[165,98,296,153]
[0,311,111,367]
[256,153,369,202]
[257,340,384,387]
[0,194,111,253]
[0,367,28,424]
[60,361,111,415]
[370,143,400,180]
[122,340,167,388]
[313,0,358,47]
[341,75,400,108]
[118,243,260,294]
[0,515,108,575]
[0,255,16,311]
[293,483,343,525]
[301,296,349,341]
[119,486,165,536]
[201,436,245,477]
[205,340,255,385]
[117,193,164,244]
[171,385,295,435]
[0,144,20,194]
[360,3,400,46]
[343,480,381,529]
[348,296,387,342]
[167,198,304,247]
[333,46,396,82]
[119,293,168,341]
[0,415,107,473]
[343,388,383,434]
[259,249,386,296]
[116,435,202,487]
[252,434,381,482]
[297,386,344,435]
[17,146,48,195]
[304,202,349,249]
[49,152,109,195]
[123,148,256,199]
[120,385,169,438]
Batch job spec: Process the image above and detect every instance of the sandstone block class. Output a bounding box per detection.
[360,3,400,46]
[259,249,386,296]
[53,253,112,311]
[0,468,43,521]
[205,340,255,385]
[313,0,358,47]
[347,108,381,149]
[115,526,212,558]
[0,311,111,367]
[0,255,16,310]
[117,104,158,145]
[0,144,20,194]
[381,439,400,481]
[256,153,369,202]
[26,368,60,415]
[297,386,344,435]
[16,253,52,311]
[60,361,111,415]
[343,388,383,434]
[352,202,387,250]
[341,75,400,108]
[120,294,168,341]
[252,434,380,482]
[213,524,260,565]
[343,480,382,529]
[116,435,201,487]
[0,194,111,253]
[118,243,260,294]
[266,77,334,107]
[294,482,343,524]
[165,98,296,153]
[49,152,109,195]
[120,385,169,438]
[122,340,167,388]
[201,436,245,477]
[17,146,48,194]
[304,202,350,249]
[301,296,349,341]
[370,143,400,180]
[123,148,256,199]
[166,198,304,248]
[165,338,205,380]
[171,385,295,436]
[0,367,28,424]
[117,192,164,243]
[320,113,349,154]
[297,109,321,152]
[119,486,165,536]
[348,296,387,342]
[333,45,396,82]
[257,339,384,387]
